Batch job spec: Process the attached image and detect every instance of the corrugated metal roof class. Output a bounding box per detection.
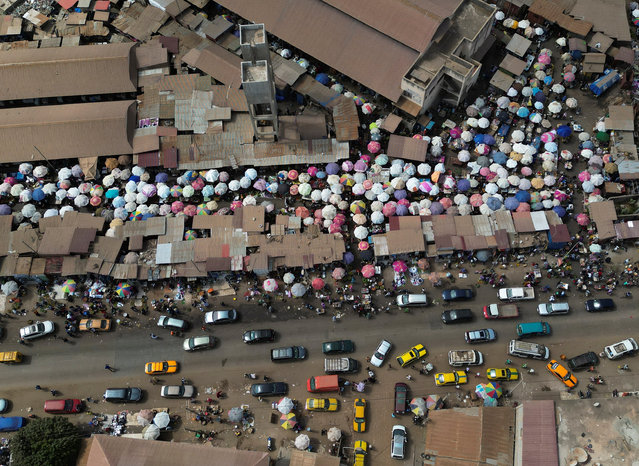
[386,134,429,162]
[0,101,135,161]
[215,0,418,101]
[182,43,242,89]
[0,43,137,101]
[332,97,359,142]
[521,401,559,466]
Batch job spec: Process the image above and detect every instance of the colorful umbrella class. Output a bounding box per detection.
[361,264,376,278]
[115,282,132,298]
[425,395,440,410]
[263,279,278,292]
[576,213,590,226]
[184,230,197,240]
[61,279,76,293]
[392,260,408,273]
[280,413,297,430]
[409,397,426,416]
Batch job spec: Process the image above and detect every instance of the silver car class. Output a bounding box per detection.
[161,385,195,398]
[19,321,54,340]
[370,339,392,367]
[391,425,407,459]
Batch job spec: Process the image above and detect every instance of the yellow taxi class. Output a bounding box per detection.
[305,398,339,412]
[78,318,111,331]
[487,368,520,381]
[353,440,368,466]
[434,371,468,386]
[396,344,427,367]
[145,361,178,375]
[353,398,366,432]
[546,360,577,388]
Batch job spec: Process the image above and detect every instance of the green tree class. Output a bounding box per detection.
[12,417,80,466]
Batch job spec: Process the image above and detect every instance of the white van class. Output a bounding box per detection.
[396,294,428,307]
[508,340,550,360]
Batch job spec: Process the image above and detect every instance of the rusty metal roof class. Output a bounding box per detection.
[332,97,359,142]
[521,401,559,466]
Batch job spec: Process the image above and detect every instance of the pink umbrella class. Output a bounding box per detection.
[354,160,368,172]
[479,167,491,177]
[183,204,197,216]
[540,132,556,143]
[230,200,243,210]
[470,193,483,207]
[398,198,410,207]
[334,214,346,225]
[341,161,354,172]
[332,268,346,280]
[288,170,299,180]
[392,260,408,273]
[439,198,452,209]
[191,177,205,190]
[360,154,371,163]
[450,127,462,138]
[328,223,341,234]
[361,264,376,278]
[307,166,318,177]
[363,179,373,190]
[521,166,533,176]
[289,185,299,195]
[485,172,497,181]
[563,72,575,82]
[419,181,432,192]
[538,53,551,65]
[576,213,590,226]
[358,241,369,251]
[578,171,591,182]
[553,190,568,201]
[382,203,396,217]
[516,202,530,212]
[367,141,381,154]
[312,277,325,290]
[3,177,16,186]
[314,209,323,219]
[263,278,278,292]
[171,201,184,213]
[90,196,102,206]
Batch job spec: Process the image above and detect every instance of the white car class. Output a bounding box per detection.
[157,316,188,330]
[537,303,570,315]
[19,321,54,340]
[391,424,407,459]
[160,385,195,398]
[370,339,392,367]
[604,338,638,359]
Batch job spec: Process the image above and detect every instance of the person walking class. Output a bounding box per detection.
[35,385,41,390]
[104,364,115,372]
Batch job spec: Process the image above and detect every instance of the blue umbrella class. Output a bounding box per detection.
[430,202,444,215]
[556,125,572,138]
[531,136,542,150]
[544,142,558,152]
[32,188,45,201]
[155,173,168,183]
[571,50,582,60]
[129,175,140,183]
[543,76,553,85]
[516,107,530,118]
[0,205,11,215]
[534,101,544,110]
[531,87,541,95]
[515,190,531,202]
[394,189,407,200]
[483,134,495,146]
[316,171,327,179]
[582,141,594,149]
[474,134,485,145]
[534,92,547,103]
[493,152,507,165]
[396,204,408,216]
[504,197,520,210]
[343,252,354,264]
[553,206,566,217]
[315,73,330,85]
[532,202,544,211]
[202,185,214,198]
[105,188,119,199]
[112,196,126,208]
[486,197,502,211]
[457,179,471,192]
[326,163,340,175]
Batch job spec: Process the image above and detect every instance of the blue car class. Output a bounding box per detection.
[0,417,25,432]
[441,288,474,302]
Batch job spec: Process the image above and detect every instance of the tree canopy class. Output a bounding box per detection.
[12,417,81,466]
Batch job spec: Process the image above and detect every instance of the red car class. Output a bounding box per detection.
[44,399,82,414]
[394,383,408,414]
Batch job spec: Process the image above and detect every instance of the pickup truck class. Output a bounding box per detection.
[483,304,519,319]
[604,338,638,359]
[448,350,483,366]
[498,288,535,302]
[324,357,359,373]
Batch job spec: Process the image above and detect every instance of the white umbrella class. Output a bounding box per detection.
[417,163,431,175]
[511,130,525,142]
[548,101,562,113]
[143,424,160,440]
[507,175,520,186]
[354,226,369,240]
[1,281,18,295]
[283,272,295,284]
[205,170,219,182]
[124,192,137,203]
[556,37,567,46]
[58,168,72,180]
[322,205,337,220]
[485,183,498,194]
[507,87,518,97]
[153,411,170,429]
[565,97,578,109]
[495,11,505,20]
[327,427,342,442]
[595,121,606,132]
[406,178,420,192]
[263,279,278,292]
[311,190,322,202]
[497,178,510,189]
[551,84,565,94]
[44,208,58,218]
[467,117,478,127]
[74,195,89,207]
[243,195,257,206]
[454,194,468,205]
[295,434,310,450]
[458,150,471,162]
[67,187,79,199]
[461,131,473,142]
[239,177,251,189]
[277,397,294,414]
[291,283,307,297]
[578,132,591,142]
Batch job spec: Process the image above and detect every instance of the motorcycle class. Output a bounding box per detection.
[244,373,257,379]
[589,376,604,384]
[267,437,274,451]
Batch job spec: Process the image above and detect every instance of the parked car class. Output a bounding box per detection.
[395,294,427,307]
[44,399,82,414]
[305,398,338,412]
[464,328,496,343]
[546,360,577,388]
[19,321,54,340]
[604,338,638,359]
[435,371,468,386]
[322,340,355,354]
[250,382,288,397]
[396,344,427,367]
[585,299,615,312]
[103,387,142,403]
[161,385,195,398]
[183,335,215,351]
[537,302,570,316]
[390,425,407,460]
[157,316,188,330]
[441,309,473,324]
[0,417,25,432]
[204,309,238,325]
[567,352,599,371]
[0,400,7,413]
[354,440,368,466]
[243,329,276,344]
[271,346,307,362]
[370,339,392,367]
[145,361,178,375]
[442,288,474,302]
[486,368,519,381]
[353,398,367,432]
[79,318,111,331]
[394,383,408,414]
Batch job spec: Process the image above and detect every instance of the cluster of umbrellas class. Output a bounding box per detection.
[409,395,440,416]
[475,382,503,407]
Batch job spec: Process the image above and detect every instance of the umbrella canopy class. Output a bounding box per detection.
[61,279,77,293]
[280,412,297,430]
[228,407,244,422]
[1,281,18,295]
[327,427,342,442]
[410,397,426,416]
[361,264,376,278]
[263,278,278,292]
[115,282,132,297]
[153,411,170,429]
[143,424,161,440]
[295,434,310,450]
[576,213,590,226]
[332,267,346,280]
[291,283,307,297]
[277,397,295,414]
[392,260,408,273]
[312,277,325,290]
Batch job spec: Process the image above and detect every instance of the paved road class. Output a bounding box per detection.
[2,282,638,464]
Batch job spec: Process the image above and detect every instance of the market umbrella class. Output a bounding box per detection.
[228,407,244,422]
[410,397,426,416]
[596,131,610,143]
[280,413,297,430]
[312,278,325,290]
[392,260,408,273]
[556,125,572,138]
[1,281,18,295]
[291,283,307,297]
[61,279,77,293]
[576,213,590,226]
[332,267,346,280]
[115,282,132,298]
[295,434,310,450]
[153,411,170,429]
[277,397,295,414]
[361,264,376,278]
[143,424,160,440]
[425,395,440,410]
[327,427,342,442]
[263,278,278,292]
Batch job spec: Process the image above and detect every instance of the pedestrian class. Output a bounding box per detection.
[50,389,57,396]
[465,366,470,373]
[104,364,115,372]
[181,377,186,385]
[391,412,396,418]
[201,326,206,331]
[387,363,392,370]
[35,385,41,390]
[406,375,413,381]
[150,333,158,339]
